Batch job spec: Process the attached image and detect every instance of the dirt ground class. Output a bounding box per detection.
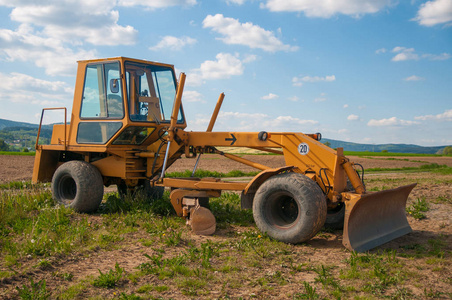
[0,154,451,299]
[1,154,452,183]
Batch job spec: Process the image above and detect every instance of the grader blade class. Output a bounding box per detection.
[189,206,216,236]
[342,183,417,252]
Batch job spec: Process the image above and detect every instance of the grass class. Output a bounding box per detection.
[366,163,451,173]
[343,151,443,157]
[0,151,35,156]
[166,169,259,178]
[0,168,451,299]
[92,263,124,288]
[16,278,50,300]
[406,198,430,220]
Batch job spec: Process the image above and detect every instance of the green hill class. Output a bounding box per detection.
[322,138,446,154]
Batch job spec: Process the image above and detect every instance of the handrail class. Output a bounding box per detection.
[35,107,67,151]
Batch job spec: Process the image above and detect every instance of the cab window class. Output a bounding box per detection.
[80,62,124,119]
[78,62,123,144]
[125,62,183,123]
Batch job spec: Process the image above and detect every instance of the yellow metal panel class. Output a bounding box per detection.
[50,124,69,145]
[163,178,247,191]
[32,149,60,183]
[91,155,126,178]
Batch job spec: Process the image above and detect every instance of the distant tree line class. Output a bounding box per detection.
[0,126,52,152]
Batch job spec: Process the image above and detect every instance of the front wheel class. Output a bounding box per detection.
[52,161,104,213]
[253,173,327,244]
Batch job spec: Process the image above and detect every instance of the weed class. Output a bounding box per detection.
[406,198,429,220]
[16,278,50,300]
[92,263,124,288]
[200,240,218,268]
[315,265,341,291]
[161,230,183,247]
[35,259,52,270]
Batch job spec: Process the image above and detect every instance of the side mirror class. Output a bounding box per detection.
[110,79,119,93]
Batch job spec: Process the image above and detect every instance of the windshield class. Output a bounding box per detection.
[125,62,183,123]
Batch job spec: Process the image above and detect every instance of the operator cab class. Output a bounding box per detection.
[75,57,185,146]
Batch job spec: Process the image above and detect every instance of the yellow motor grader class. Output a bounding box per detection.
[32,57,416,252]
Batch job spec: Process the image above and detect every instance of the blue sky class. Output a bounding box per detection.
[0,0,451,146]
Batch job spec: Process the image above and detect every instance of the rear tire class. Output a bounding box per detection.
[52,161,104,213]
[253,173,327,244]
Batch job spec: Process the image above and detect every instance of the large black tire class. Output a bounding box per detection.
[253,173,327,244]
[52,161,104,213]
[117,179,164,201]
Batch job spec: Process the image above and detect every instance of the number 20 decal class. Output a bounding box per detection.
[298,143,309,155]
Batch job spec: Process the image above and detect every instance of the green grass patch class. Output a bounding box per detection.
[16,278,50,300]
[343,151,442,157]
[367,163,451,173]
[166,169,259,178]
[406,198,430,220]
[0,151,35,156]
[0,180,47,190]
[92,263,124,288]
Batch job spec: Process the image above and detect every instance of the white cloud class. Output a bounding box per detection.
[391,47,419,61]
[150,36,197,51]
[194,111,319,132]
[288,96,299,102]
[261,93,279,100]
[367,117,419,126]
[202,14,298,52]
[8,2,137,46]
[292,75,335,86]
[220,111,269,119]
[118,0,197,9]
[183,90,204,103]
[375,48,387,54]
[0,72,72,122]
[0,25,96,76]
[391,46,450,62]
[226,0,247,4]
[261,0,394,18]
[347,114,359,121]
[413,0,452,27]
[404,75,425,81]
[199,53,244,79]
[343,104,349,108]
[415,109,452,121]
[422,53,451,60]
[272,116,318,126]
[188,53,253,85]
[0,1,142,75]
